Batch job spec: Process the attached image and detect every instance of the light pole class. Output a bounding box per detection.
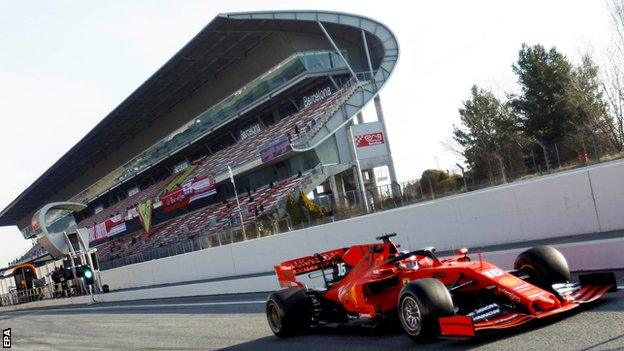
[228,165,247,240]
[456,163,468,191]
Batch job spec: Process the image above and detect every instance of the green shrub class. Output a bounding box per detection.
[286,191,328,225]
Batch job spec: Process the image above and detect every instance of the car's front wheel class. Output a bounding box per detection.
[398,278,454,342]
[266,288,312,338]
[514,246,571,291]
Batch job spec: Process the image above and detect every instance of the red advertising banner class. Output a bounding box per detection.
[88,214,126,242]
[161,188,187,210]
[161,174,217,212]
[355,132,385,147]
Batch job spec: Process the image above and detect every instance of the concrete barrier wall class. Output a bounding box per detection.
[3,237,623,313]
[588,161,624,232]
[101,160,624,290]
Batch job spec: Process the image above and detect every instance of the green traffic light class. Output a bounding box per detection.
[81,265,95,285]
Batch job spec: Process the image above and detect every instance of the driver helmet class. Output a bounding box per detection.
[399,255,419,270]
[417,257,434,269]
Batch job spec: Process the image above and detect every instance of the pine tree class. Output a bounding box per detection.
[453,86,525,180]
[511,44,579,145]
[569,54,619,151]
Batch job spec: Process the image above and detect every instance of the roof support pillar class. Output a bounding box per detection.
[373,95,399,198]
[347,125,369,214]
[289,98,300,112]
[362,29,399,198]
[318,21,359,83]
[361,30,376,89]
[328,75,340,90]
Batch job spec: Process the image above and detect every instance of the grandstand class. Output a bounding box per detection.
[0,11,399,282]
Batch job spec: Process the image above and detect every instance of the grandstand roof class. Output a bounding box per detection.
[0,11,398,227]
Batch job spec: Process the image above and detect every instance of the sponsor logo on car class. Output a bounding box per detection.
[499,276,520,287]
[468,303,503,322]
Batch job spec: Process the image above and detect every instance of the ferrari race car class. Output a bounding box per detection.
[265,233,618,342]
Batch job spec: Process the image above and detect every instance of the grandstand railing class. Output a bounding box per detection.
[289,73,374,149]
[288,77,359,144]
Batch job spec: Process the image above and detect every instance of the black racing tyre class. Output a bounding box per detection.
[266,288,312,338]
[398,278,454,343]
[514,246,571,289]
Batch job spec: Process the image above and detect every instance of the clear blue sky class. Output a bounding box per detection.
[0,0,612,265]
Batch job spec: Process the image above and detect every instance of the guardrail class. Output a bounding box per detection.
[0,282,85,307]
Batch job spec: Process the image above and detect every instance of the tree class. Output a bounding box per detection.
[285,193,304,224]
[569,54,618,151]
[296,191,327,221]
[601,0,624,151]
[510,44,581,145]
[453,86,525,180]
[452,41,621,183]
[286,191,327,225]
[419,169,464,195]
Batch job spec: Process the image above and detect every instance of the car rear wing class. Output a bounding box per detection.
[274,248,346,288]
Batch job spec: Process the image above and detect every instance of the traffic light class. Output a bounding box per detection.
[79,265,95,286]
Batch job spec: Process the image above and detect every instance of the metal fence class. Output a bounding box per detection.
[98,148,624,271]
[0,283,84,307]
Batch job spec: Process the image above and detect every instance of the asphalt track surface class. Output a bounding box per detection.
[1,278,623,350]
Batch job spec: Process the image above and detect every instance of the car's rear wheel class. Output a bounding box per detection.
[514,245,571,290]
[266,288,312,338]
[398,278,454,343]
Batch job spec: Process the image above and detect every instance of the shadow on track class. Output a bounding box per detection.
[218,299,616,351]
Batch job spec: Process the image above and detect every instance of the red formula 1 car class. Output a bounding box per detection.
[265,233,618,342]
